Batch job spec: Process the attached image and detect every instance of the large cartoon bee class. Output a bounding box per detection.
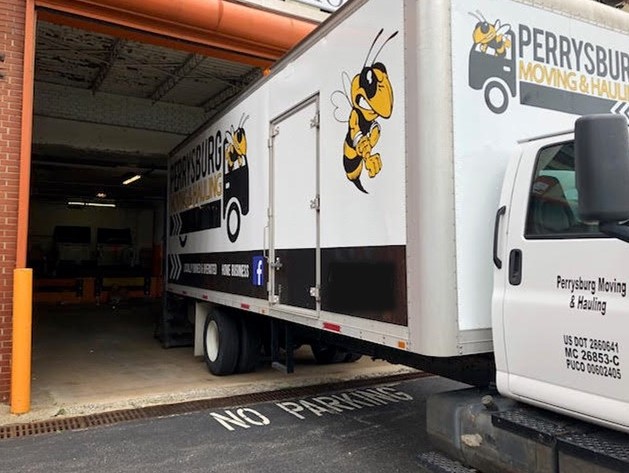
[225,113,249,171]
[331,29,398,193]
[469,11,511,57]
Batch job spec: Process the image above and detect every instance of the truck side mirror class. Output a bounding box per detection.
[575,114,629,229]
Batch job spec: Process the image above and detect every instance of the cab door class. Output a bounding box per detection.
[496,137,629,428]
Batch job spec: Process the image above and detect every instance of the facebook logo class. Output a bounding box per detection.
[252,256,265,287]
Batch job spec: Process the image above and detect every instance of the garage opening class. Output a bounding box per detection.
[27,17,268,410]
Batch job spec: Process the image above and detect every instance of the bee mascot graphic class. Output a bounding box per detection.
[469,10,511,57]
[225,113,250,171]
[332,29,398,193]
[223,113,251,243]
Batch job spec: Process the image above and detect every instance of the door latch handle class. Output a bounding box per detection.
[509,249,522,286]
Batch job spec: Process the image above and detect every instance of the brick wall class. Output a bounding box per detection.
[0,0,26,402]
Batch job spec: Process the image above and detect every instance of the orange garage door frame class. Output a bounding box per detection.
[35,0,318,67]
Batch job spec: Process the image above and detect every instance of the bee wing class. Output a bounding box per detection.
[330,71,352,123]
[496,23,511,36]
[225,130,234,145]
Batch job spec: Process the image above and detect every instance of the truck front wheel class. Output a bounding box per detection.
[484,80,509,114]
[203,309,240,375]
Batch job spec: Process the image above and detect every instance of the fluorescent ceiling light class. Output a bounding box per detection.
[122,174,142,185]
[68,201,116,208]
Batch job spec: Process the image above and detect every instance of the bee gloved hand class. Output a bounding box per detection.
[364,153,382,178]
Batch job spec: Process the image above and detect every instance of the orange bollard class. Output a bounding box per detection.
[11,268,33,414]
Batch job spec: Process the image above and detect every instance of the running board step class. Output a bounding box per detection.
[416,451,478,473]
[427,388,629,473]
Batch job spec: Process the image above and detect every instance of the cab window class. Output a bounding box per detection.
[525,141,601,238]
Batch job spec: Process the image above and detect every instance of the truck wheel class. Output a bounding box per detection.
[203,309,240,375]
[226,201,241,243]
[311,343,346,364]
[236,316,262,373]
[484,80,509,114]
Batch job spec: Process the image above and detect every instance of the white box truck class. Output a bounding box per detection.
[167,0,629,465]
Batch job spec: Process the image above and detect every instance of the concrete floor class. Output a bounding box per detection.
[0,301,415,426]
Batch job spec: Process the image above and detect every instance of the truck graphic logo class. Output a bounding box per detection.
[468,11,516,114]
[169,114,251,245]
[331,29,398,194]
[468,12,629,118]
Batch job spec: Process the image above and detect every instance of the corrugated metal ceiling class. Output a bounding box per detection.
[32,20,263,203]
[35,21,257,107]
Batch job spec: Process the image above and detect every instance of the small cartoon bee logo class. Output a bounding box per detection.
[225,113,250,171]
[469,11,511,57]
[331,29,398,193]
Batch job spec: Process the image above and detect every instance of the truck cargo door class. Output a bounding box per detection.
[268,96,320,315]
[498,138,629,427]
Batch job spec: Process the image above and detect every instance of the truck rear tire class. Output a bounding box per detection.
[236,316,262,373]
[203,309,240,376]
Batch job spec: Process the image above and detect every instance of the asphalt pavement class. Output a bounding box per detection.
[0,375,466,473]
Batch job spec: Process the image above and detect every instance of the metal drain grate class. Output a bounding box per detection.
[0,371,430,440]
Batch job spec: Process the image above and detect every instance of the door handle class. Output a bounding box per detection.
[493,206,506,269]
[509,249,522,286]
[263,224,269,261]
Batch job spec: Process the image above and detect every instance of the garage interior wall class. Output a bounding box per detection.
[0,0,318,403]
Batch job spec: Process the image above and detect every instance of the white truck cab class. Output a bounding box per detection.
[494,115,629,432]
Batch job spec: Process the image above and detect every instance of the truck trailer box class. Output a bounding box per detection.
[167,0,629,430]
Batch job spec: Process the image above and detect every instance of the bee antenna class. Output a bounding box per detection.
[371,30,398,64]
[363,28,384,68]
[468,11,482,22]
[240,114,250,129]
[476,10,487,22]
